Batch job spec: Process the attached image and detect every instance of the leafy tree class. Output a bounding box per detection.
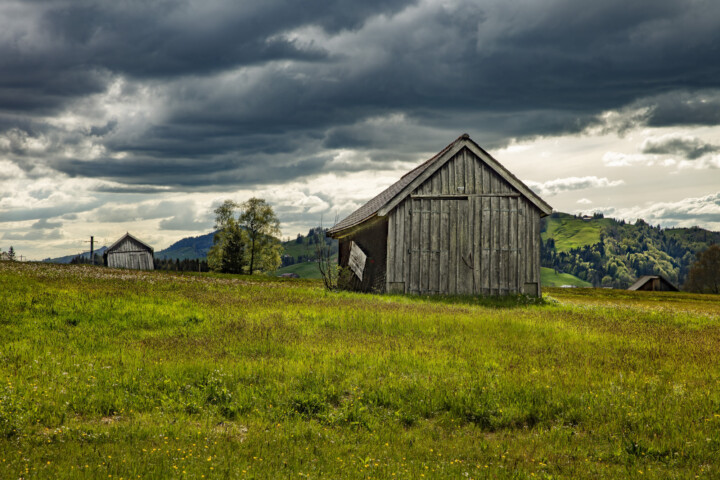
[684,244,720,294]
[208,198,281,274]
[239,197,281,274]
[8,246,15,260]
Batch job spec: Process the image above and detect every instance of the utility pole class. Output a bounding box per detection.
[83,236,95,265]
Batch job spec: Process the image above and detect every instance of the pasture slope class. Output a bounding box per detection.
[540,267,592,288]
[1,261,719,479]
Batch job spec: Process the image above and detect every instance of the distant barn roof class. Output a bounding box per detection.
[106,232,154,253]
[628,275,679,291]
[328,134,552,236]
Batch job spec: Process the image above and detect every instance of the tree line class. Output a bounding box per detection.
[70,253,209,272]
[154,258,209,272]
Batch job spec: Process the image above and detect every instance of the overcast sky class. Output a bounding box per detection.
[1,0,719,260]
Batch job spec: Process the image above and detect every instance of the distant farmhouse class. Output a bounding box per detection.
[628,275,679,292]
[328,134,552,296]
[103,233,154,270]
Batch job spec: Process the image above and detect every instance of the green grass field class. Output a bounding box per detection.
[540,267,592,287]
[1,261,720,479]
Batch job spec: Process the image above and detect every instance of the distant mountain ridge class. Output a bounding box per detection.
[43,246,108,264]
[155,231,217,260]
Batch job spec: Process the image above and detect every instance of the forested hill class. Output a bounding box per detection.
[541,212,720,288]
[155,231,217,260]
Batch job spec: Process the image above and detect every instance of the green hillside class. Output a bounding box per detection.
[540,212,614,252]
[276,259,327,278]
[540,267,592,287]
[276,228,338,278]
[155,231,216,260]
[541,213,720,289]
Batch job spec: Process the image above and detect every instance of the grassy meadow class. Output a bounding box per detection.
[541,215,609,252]
[540,267,592,288]
[1,261,719,479]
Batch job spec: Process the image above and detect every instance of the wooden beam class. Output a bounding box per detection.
[410,193,521,199]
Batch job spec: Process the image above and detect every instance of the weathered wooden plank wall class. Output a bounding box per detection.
[386,148,542,296]
[106,237,154,270]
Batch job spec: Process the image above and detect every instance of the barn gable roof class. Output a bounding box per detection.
[328,134,552,237]
[627,275,679,291]
[106,232,154,254]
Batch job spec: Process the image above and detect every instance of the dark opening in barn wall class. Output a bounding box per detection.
[338,219,388,293]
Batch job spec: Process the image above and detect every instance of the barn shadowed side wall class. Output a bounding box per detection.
[337,220,388,293]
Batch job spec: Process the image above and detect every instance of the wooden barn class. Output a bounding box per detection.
[327,134,552,296]
[103,233,154,270]
[628,275,679,292]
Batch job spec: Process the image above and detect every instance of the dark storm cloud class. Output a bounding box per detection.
[0,0,413,113]
[32,218,63,229]
[89,120,118,137]
[642,91,720,128]
[0,202,97,223]
[641,134,719,160]
[92,184,171,194]
[2,0,720,189]
[51,152,329,187]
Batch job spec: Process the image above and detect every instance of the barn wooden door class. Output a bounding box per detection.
[472,196,523,296]
[407,198,472,294]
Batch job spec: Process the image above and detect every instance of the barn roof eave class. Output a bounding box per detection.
[327,214,382,239]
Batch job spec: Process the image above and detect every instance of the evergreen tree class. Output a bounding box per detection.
[220,224,246,274]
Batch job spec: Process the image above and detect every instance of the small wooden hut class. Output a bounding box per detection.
[103,233,154,270]
[327,134,552,296]
[628,275,678,292]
